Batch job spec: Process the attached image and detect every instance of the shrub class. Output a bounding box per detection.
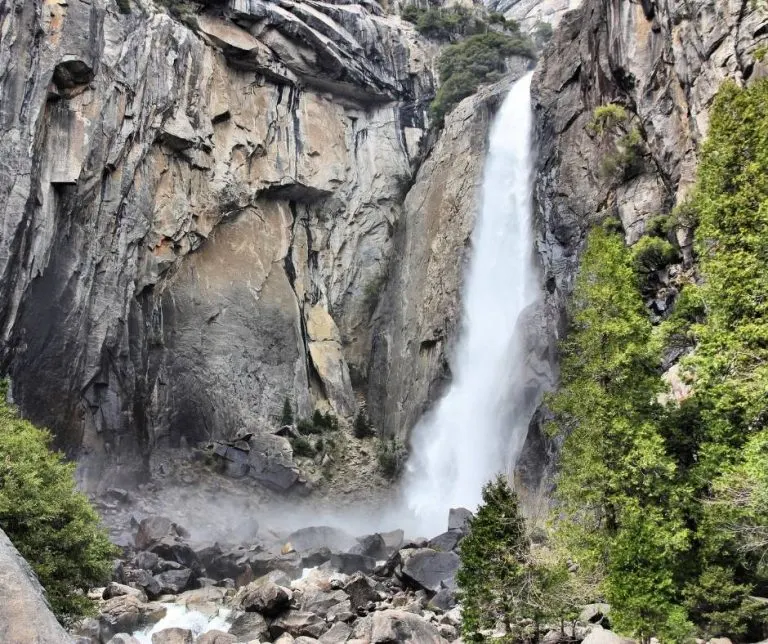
[400,5,488,41]
[290,436,315,458]
[589,103,628,135]
[297,418,321,435]
[431,31,535,124]
[280,397,294,426]
[0,382,116,624]
[631,236,679,275]
[532,20,554,48]
[600,127,644,181]
[353,410,375,438]
[376,438,407,478]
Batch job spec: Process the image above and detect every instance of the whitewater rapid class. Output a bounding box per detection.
[403,72,538,535]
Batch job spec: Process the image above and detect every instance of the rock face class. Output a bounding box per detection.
[0,529,74,644]
[522,0,768,495]
[0,0,436,488]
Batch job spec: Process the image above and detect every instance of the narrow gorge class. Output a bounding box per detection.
[1,0,768,642]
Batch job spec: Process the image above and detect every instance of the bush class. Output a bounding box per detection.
[290,436,315,458]
[589,103,628,135]
[532,20,554,48]
[400,5,489,41]
[600,127,644,181]
[431,32,535,124]
[353,411,375,438]
[376,438,407,478]
[0,382,116,624]
[631,236,679,274]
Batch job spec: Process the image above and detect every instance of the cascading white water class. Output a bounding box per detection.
[403,72,538,536]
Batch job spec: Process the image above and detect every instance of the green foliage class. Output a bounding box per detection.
[290,435,315,458]
[280,397,294,426]
[376,438,406,478]
[548,228,692,640]
[589,103,628,135]
[431,32,535,125]
[400,5,488,41]
[457,476,528,639]
[631,236,679,279]
[353,410,375,438]
[0,382,116,625]
[600,127,644,181]
[296,410,338,435]
[657,285,706,354]
[532,21,554,48]
[754,45,768,62]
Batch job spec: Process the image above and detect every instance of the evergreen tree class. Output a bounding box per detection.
[457,476,529,640]
[0,382,116,624]
[280,397,294,426]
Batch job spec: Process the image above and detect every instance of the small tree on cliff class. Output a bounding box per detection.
[0,382,116,624]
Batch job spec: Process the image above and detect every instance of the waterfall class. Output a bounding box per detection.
[403,72,538,536]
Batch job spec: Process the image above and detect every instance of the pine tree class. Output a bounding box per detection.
[280,397,293,426]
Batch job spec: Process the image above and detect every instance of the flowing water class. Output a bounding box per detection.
[403,72,538,536]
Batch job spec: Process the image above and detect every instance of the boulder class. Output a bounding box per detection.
[153,569,193,594]
[103,582,147,602]
[295,638,320,644]
[582,628,635,644]
[98,596,167,642]
[147,538,201,575]
[274,635,296,644]
[249,550,303,580]
[319,622,352,643]
[151,628,193,644]
[236,579,292,616]
[298,587,348,618]
[428,531,462,553]
[380,529,405,553]
[287,526,358,553]
[122,568,162,599]
[135,516,185,549]
[447,508,473,533]
[350,534,388,560]
[271,610,328,639]
[429,587,457,611]
[301,547,333,569]
[196,630,237,644]
[580,603,611,626]
[196,543,253,584]
[0,528,75,643]
[326,599,355,623]
[228,611,270,641]
[132,551,160,572]
[106,635,141,644]
[399,549,460,593]
[352,610,448,643]
[329,553,377,575]
[343,573,379,611]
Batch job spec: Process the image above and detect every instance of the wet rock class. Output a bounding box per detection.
[151,628,193,644]
[132,551,160,572]
[319,621,353,643]
[103,582,147,602]
[301,547,333,569]
[98,596,167,642]
[380,529,405,554]
[153,569,193,595]
[287,526,358,553]
[123,568,162,599]
[428,531,463,553]
[196,544,253,585]
[106,635,141,644]
[351,534,388,560]
[344,573,379,611]
[196,631,237,644]
[236,579,292,616]
[271,610,328,639]
[147,539,201,576]
[447,508,473,533]
[329,553,377,575]
[399,549,460,593]
[228,611,270,641]
[136,517,185,549]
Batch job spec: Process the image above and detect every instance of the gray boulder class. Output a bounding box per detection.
[136,516,186,549]
[399,549,460,593]
[287,526,358,553]
[122,567,162,599]
[106,636,141,644]
[0,529,74,643]
[319,622,352,643]
[153,569,193,594]
[350,533,388,560]
[582,627,634,644]
[343,573,379,611]
[428,531,462,553]
[352,609,448,643]
[380,529,405,554]
[196,631,237,644]
[102,582,147,602]
[228,612,270,640]
[151,628,193,644]
[98,596,167,642]
[236,579,292,617]
[329,553,377,575]
[271,610,328,639]
[447,508,473,533]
